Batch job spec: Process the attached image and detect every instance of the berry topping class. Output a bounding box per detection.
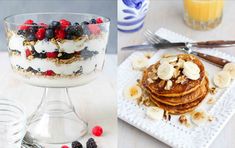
[86,138,97,148]
[46,52,58,58]
[19,25,29,30]
[72,141,83,148]
[24,19,34,24]
[61,145,69,148]
[25,49,32,57]
[36,28,46,40]
[90,19,96,24]
[96,18,103,24]
[39,23,48,28]
[92,126,103,137]
[45,29,54,39]
[27,34,37,41]
[73,22,80,26]
[60,19,71,29]
[81,21,89,25]
[55,29,66,39]
[44,70,55,76]
[88,24,101,35]
[51,21,60,29]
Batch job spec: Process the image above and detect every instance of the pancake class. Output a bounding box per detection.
[142,54,205,97]
[150,86,208,115]
[150,76,209,106]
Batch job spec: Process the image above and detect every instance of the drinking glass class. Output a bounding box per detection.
[0,98,26,148]
[184,0,224,30]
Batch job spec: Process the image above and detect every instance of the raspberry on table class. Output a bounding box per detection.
[92,126,103,137]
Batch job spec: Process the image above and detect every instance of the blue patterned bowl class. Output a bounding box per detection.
[118,0,150,33]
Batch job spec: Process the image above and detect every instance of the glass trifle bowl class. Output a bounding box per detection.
[4,12,110,146]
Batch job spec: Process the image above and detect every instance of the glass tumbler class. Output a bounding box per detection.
[0,98,26,148]
[184,0,224,30]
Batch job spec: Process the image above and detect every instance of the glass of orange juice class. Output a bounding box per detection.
[184,0,224,30]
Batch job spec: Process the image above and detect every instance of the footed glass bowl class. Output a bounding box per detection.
[4,12,110,146]
[4,12,110,87]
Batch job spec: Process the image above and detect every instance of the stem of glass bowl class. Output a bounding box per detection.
[27,88,88,145]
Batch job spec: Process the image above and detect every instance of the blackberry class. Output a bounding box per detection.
[45,29,54,39]
[74,25,83,37]
[86,138,97,148]
[65,26,76,35]
[66,34,73,40]
[90,19,96,24]
[72,141,83,148]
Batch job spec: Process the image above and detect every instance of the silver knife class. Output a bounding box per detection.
[122,40,235,50]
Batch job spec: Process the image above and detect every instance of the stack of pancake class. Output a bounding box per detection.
[141,54,209,115]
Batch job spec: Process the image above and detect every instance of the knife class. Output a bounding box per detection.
[122,40,235,50]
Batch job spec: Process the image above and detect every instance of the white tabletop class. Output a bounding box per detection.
[118,1,235,148]
[0,52,117,148]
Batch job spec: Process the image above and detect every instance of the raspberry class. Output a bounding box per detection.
[46,52,58,58]
[72,141,83,148]
[96,18,103,24]
[86,138,97,148]
[25,49,32,57]
[36,28,46,40]
[19,25,29,30]
[92,126,103,137]
[39,23,48,28]
[88,24,101,35]
[61,145,69,148]
[55,29,65,39]
[24,19,34,24]
[60,19,71,29]
[44,70,56,76]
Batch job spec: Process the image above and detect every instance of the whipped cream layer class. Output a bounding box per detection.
[10,52,105,75]
[8,33,108,54]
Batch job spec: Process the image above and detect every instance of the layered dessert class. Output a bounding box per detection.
[140,54,209,114]
[7,18,109,87]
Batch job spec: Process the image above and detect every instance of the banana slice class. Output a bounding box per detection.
[160,56,178,64]
[123,84,142,100]
[146,106,164,120]
[132,57,149,71]
[213,71,231,88]
[157,62,175,80]
[191,109,208,126]
[183,61,200,80]
[223,63,235,79]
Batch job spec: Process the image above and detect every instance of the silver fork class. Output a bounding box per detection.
[144,30,230,68]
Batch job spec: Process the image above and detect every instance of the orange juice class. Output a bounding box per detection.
[184,0,224,30]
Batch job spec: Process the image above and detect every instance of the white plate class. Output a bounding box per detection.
[118,28,235,148]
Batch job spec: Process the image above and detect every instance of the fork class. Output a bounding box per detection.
[144,30,231,68]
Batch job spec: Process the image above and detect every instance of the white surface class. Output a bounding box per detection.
[0,52,117,148]
[118,1,235,148]
[118,28,235,148]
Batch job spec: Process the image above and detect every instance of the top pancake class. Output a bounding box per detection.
[141,54,205,97]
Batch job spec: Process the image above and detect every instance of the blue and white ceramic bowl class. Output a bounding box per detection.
[118,0,150,33]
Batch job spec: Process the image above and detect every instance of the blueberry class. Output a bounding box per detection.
[27,34,36,41]
[90,19,96,24]
[81,21,89,25]
[73,22,79,26]
[66,34,73,40]
[51,21,60,28]
[28,26,37,33]
[17,30,26,36]
[45,29,54,39]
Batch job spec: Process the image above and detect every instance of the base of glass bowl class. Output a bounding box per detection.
[27,88,87,145]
